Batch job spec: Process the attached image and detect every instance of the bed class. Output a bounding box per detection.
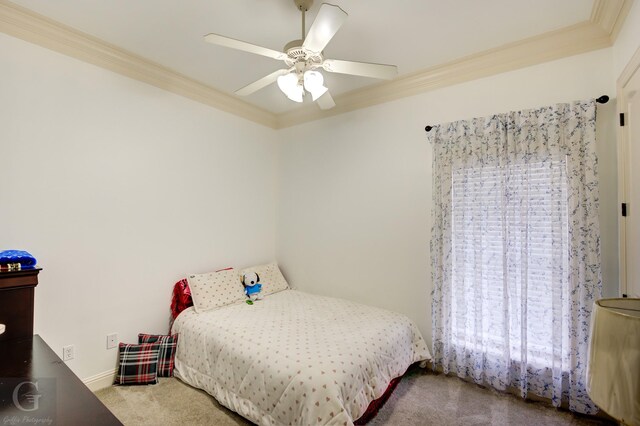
[171,289,431,426]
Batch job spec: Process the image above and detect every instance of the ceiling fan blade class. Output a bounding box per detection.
[204,33,287,61]
[302,4,347,53]
[322,59,397,80]
[235,69,290,96]
[316,90,336,110]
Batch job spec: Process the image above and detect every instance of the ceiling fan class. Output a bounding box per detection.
[204,0,398,110]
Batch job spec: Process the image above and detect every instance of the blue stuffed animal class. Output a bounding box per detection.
[242,271,263,303]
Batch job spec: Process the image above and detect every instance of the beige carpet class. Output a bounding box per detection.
[96,368,613,425]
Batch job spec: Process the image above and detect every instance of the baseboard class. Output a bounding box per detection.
[83,369,116,392]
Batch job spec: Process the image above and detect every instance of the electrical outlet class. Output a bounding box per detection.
[62,345,74,361]
[106,333,118,349]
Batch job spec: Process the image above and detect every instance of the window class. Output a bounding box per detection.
[430,100,601,412]
[450,160,569,369]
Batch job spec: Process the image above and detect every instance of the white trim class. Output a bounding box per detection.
[616,44,640,297]
[0,0,278,129]
[0,0,633,128]
[83,368,116,392]
[591,0,634,42]
[276,21,611,128]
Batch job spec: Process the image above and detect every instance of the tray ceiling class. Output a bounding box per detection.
[6,0,593,115]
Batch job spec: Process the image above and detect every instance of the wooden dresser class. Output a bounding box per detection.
[0,268,41,342]
[0,269,122,425]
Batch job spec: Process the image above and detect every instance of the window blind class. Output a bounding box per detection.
[450,160,569,368]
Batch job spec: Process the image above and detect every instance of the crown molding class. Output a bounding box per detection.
[276,20,612,128]
[591,0,634,42]
[0,0,278,129]
[0,0,632,130]
[277,0,632,128]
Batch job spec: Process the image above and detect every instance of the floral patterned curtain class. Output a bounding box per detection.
[429,100,601,413]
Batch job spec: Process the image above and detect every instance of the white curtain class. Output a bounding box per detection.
[429,100,601,414]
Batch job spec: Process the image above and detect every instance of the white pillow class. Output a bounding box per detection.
[187,268,245,313]
[240,262,289,297]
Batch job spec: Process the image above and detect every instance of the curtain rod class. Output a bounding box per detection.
[424,95,609,132]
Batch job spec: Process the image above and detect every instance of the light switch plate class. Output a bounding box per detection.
[107,333,118,349]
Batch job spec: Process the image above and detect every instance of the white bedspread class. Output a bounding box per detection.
[172,290,430,426]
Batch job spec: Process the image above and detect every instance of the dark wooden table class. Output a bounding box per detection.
[0,335,122,425]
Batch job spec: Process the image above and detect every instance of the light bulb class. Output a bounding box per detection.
[288,83,304,103]
[277,73,296,94]
[277,73,304,103]
[304,70,328,101]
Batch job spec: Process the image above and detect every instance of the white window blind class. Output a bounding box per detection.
[450,160,569,368]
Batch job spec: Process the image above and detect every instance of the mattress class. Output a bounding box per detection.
[172,289,431,426]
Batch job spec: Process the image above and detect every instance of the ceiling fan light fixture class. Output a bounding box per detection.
[289,84,304,103]
[303,70,328,101]
[277,73,304,102]
[205,2,397,110]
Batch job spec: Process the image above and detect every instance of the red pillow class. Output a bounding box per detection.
[170,278,192,320]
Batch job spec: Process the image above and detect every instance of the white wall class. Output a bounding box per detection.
[613,0,640,79]
[1,22,628,380]
[276,48,618,348]
[0,33,279,379]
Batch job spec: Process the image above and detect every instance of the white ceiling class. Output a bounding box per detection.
[9,0,593,114]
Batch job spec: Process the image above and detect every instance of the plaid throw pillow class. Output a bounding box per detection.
[114,342,161,385]
[138,334,178,377]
